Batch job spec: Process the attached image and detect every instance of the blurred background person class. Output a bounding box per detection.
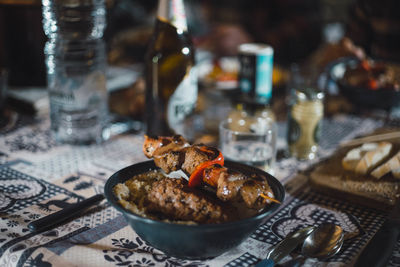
[105,0,325,66]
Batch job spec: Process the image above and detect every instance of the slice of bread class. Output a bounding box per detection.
[354,142,393,175]
[371,151,400,179]
[392,167,400,179]
[342,143,379,171]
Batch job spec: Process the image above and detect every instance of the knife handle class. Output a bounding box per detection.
[28,194,105,232]
[254,258,275,267]
[354,222,400,267]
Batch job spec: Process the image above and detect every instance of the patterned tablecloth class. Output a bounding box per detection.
[1,112,399,267]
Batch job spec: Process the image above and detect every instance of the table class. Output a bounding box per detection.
[1,110,400,267]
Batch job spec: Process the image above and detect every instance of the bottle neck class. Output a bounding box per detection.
[157,0,187,32]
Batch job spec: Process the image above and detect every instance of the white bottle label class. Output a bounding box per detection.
[157,0,187,31]
[167,67,198,135]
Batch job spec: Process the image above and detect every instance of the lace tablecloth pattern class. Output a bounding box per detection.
[1,114,399,267]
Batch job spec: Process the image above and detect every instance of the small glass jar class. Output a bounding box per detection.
[287,88,324,160]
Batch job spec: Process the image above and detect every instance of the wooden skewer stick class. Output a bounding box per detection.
[340,131,400,148]
[260,193,281,204]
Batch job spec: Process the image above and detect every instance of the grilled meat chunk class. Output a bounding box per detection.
[152,143,219,176]
[153,148,184,173]
[240,177,273,210]
[143,135,188,158]
[181,146,218,174]
[206,164,275,208]
[203,164,227,187]
[216,169,247,201]
[147,177,229,224]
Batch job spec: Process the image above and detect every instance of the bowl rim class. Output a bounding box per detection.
[104,159,285,229]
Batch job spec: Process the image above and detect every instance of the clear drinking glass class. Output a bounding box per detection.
[219,116,277,175]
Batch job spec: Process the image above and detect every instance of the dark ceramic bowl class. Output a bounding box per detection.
[328,57,400,110]
[104,160,285,259]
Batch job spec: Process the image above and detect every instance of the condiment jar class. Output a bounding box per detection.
[287,87,324,160]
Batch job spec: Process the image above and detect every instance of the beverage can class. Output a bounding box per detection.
[287,88,324,160]
[238,43,274,103]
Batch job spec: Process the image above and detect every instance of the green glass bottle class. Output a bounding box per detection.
[145,0,197,137]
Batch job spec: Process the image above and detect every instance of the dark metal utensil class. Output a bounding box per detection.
[301,223,343,259]
[255,226,316,267]
[28,194,105,232]
[283,223,344,267]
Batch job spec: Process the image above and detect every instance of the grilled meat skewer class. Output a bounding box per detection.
[144,135,219,175]
[143,135,276,209]
[203,164,275,209]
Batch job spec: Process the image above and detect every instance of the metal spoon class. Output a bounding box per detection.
[284,223,344,267]
[255,226,316,267]
[302,223,344,258]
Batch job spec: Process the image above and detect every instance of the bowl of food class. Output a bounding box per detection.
[197,56,240,90]
[104,135,284,259]
[329,57,400,109]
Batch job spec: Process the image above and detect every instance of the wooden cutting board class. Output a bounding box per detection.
[308,129,400,211]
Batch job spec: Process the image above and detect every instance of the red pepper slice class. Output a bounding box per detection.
[203,164,227,187]
[188,149,224,187]
[368,79,378,90]
[360,59,371,71]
